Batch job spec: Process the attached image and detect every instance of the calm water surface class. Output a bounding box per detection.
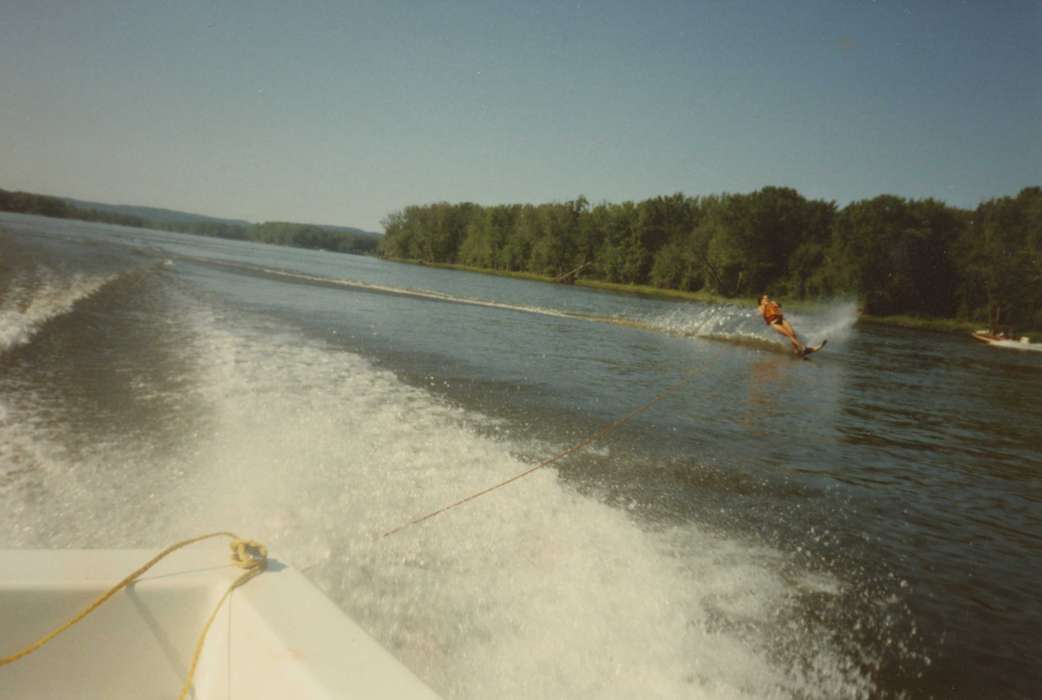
[2,212,1040,699]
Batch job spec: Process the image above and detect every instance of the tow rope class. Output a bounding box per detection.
[382,370,697,537]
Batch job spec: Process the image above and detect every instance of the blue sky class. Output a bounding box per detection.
[1,1,1039,231]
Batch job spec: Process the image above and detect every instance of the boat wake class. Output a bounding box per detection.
[0,283,883,699]
[183,256,864,358]
[189,257,579,320]
[0,265,119,355]
[639,299,860,354]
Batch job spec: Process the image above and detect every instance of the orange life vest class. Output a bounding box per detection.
[761,300,782,324]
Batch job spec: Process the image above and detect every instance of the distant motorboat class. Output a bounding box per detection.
[972,330,1041,352]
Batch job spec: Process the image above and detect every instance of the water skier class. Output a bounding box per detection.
[758,294,806,355]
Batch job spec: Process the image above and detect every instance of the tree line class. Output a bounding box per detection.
[0,188,150,228]
[0,188,380,255]
[379,186,1042,329]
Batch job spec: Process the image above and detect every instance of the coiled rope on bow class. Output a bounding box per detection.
[0,531,268,700]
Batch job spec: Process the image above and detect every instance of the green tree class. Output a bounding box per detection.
[957,187,1042,328]
[829,196,963,315]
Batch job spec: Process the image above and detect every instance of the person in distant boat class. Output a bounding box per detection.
[758,294,805,355]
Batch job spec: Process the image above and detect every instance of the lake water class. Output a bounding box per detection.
[2,211,1040,699]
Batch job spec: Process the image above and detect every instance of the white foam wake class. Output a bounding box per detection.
[649,299,862,351]
[789,300,860,344]
[1,301,875,699]
[191,257,578,320]
[0,267,115,353]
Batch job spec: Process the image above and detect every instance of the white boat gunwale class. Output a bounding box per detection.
[1,545,441,699]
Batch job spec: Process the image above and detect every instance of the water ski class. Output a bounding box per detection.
[799,339,827,359]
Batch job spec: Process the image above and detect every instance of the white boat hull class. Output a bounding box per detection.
[972,330,1041,352]
[0,546,441,699]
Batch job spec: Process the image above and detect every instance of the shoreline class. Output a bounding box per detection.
[383,257,1041,341]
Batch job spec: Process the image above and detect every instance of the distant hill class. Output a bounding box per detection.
[263,221,382,241]
[61,198,381,238]
[1,188,381,254]
[61,197,252,228]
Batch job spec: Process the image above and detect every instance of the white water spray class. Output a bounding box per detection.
[0,267,116,353]
[1,295,876,699]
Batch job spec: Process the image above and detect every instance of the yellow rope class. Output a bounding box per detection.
[382,369,697,537]
[0,532,268,700]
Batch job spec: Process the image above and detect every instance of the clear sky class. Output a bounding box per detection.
[2,1,1039,231]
